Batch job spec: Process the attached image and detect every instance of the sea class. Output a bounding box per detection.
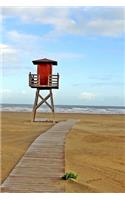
[0,104,125,114]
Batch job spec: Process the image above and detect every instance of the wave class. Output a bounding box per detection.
[0,104,125,114]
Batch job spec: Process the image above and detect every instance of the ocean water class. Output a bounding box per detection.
[0,104,125,114]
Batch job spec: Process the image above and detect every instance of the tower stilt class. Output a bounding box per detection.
[50,89,55,113]
[50,89,55,123]
[32,89,39,122]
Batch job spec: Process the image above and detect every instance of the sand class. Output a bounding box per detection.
[1,112,125,192]
[65,114,125,192]
[0,112,52,183]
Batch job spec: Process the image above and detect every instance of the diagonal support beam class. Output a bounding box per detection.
[35,93,50,110]
[38,93,52,110]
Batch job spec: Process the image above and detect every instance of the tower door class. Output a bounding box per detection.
[37,64,52,85]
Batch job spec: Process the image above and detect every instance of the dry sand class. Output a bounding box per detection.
[0,112,52,183]
[65,114,125,192]
[1,112,125,192]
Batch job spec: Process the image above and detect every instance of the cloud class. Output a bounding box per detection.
[7,30,39,42]
[2,7,125,37]
[0,89,9,104]
[0,43,17,54]
[6,30,41,53]
[80,92,96,100]
[0,43,19,67]
[0,43,19,66]
[0,89,33,104]
[87,19,124,37]
[0,14,3,32]
[0,88,11,93]
[1,7,124,74]
[0,88,29,96]
[5,30,85,59]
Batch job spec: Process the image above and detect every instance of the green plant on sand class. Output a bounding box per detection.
[61,172,78,180]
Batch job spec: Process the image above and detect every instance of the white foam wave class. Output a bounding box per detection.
[0,105,125,114]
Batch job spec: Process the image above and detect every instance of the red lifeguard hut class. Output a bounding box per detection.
[29,58,59,121]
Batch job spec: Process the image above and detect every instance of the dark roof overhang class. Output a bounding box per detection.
[32,58,58,65]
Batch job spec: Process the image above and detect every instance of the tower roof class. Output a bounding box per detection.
[32,58,58,65]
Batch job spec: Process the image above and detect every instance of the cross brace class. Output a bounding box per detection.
[32,89,54,122]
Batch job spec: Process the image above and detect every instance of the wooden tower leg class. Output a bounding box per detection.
[32,89,39,122]
[50,89,55,123]
[50,89,54,113]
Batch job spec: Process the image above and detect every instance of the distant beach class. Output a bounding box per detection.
[1,104,125,114]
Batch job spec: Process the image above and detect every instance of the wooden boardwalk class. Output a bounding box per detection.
[1,120,77,193]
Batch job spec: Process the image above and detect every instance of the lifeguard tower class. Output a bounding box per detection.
[29,58,59,122]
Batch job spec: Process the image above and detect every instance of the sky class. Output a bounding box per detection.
[0,7,125,106]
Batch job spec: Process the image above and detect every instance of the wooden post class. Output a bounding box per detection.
[50,89,55,123]
[50,89,54,113]
[32,89,39,122]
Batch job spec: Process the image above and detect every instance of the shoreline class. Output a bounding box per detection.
[0,111,125,115]
[1,104,125,115]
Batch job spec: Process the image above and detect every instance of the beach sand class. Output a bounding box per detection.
[65,114,125,192]
[0,112,52,183]
[1,112,125,192]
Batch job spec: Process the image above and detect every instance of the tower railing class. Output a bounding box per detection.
[29,73,40,86]
[48,74,59,88]
[29,72,59,88]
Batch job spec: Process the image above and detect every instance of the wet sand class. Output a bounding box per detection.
[1,112,125,192]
